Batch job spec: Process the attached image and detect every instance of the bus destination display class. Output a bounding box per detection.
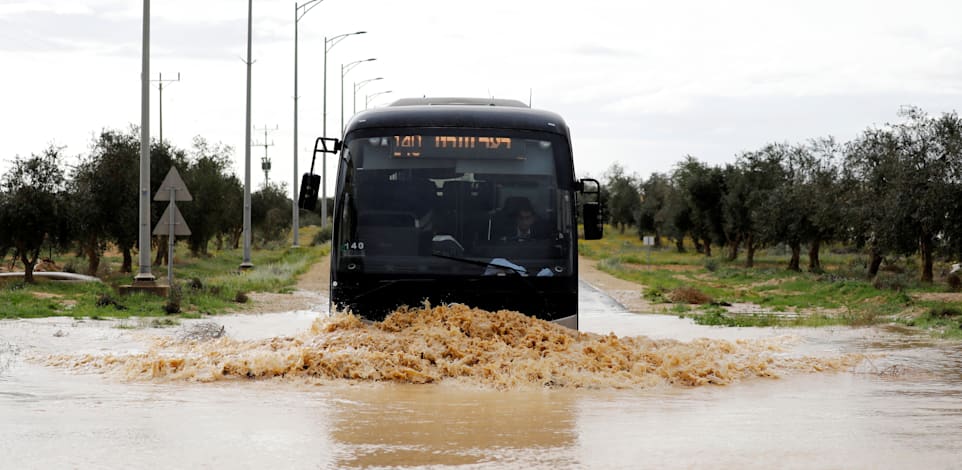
[391,135,523,160]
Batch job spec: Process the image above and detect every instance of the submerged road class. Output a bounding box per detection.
[0,283,961,469]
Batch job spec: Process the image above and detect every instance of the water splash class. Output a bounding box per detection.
[49,304,863,389]
[0,340,21,375]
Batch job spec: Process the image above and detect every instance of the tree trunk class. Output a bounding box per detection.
[694,238,703,254]
[154,236,168,266]
[745,234,756,268]
[232,228,242,250]
[702,237,712,257]
[619,223,626,234]
[808,238,821,272]
[121,245,133,273]
[727,236,740,261]
[868,250,883,278]
[920,235,934,283]
[675,237,685,253]
[788,242,801,272]
[653,230,662,248]
[20,251,37,284]
[85,243,101,276]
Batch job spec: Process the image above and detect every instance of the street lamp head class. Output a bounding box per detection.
[365,58,376,62]
[355,31,367,35]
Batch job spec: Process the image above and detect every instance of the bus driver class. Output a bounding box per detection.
[496,197,549,241]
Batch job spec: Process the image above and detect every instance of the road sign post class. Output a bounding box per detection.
[643,235,655,264]
[153,167,192,286]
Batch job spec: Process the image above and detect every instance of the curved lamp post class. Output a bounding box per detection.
[320,31,364,228]
[292,0,327,248]
[341,58,375,133]
[353,77,382,114]
[365,90,392,109]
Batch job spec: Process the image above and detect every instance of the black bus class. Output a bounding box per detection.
[310,97,602,329]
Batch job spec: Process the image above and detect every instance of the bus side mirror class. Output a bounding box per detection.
[298,137,342,210]
[583,202,603,240]
[579,178,604,240]
[298,173,320,210]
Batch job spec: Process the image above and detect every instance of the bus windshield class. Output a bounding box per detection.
[336,128,575,277]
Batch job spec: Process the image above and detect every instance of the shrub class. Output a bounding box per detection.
[879,262,905,274]
[643,286,667,303]
[703,258,718,272]
[95,262,112,278]
[667,286,713,305]
[872,271,909,292]
[164,286,182,314]
[257,208,289,244]
[599,258,623,271]
[62,259,78,274]
[312,225,333,245]
[947,273,962,292]
[186,277,204,290]
[95,293,126,310]
[928,306,961,318]
[234,291,249,303]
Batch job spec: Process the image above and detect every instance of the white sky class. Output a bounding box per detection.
[2,0,962,194]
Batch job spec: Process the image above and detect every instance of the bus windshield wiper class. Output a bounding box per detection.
[350,278,433,301]
[430,252,551,313]
[430,252,528,276]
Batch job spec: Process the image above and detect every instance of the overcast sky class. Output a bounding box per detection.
[2,0,962,193]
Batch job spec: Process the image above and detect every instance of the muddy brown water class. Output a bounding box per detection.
[1,283,961,469]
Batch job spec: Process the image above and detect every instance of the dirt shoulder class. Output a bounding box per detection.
[578,256,657,313]
[245,255,330,313]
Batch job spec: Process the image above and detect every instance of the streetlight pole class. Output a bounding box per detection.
[341,58,375,133]
[321,31,365,228]
[365,90,392,109]
[353,77,382,115]
[292,0,325,248]
[240,0,254,270]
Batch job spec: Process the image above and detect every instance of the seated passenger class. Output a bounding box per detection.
[494,197,550,241]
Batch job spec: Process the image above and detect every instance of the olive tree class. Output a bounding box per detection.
[0,147,73,283]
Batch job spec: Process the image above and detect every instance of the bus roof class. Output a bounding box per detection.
[343,97,570,136]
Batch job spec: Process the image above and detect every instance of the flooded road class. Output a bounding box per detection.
[1,283,961,469]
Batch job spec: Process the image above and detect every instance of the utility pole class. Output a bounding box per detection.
[254,125,278,186]
[134,0,155,286]
[151,72,180,144]
[240,0,253,270]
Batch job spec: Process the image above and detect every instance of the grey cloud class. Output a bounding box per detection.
[552,92,962,174]
[0,11,288,58]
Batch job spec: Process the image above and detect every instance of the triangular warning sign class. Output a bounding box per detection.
[153,203,192,236]
[154,167,193,201]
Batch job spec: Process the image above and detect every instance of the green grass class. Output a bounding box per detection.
[0,226,329,319]
[580,227,962,334]
[898,303,962,339]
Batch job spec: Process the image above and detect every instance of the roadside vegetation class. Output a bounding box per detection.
[581,228,962,338]
[0,228,329,320]
[0,125,333,320]
[576,106,962,339]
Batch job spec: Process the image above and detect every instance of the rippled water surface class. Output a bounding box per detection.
[1,283,961,469]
